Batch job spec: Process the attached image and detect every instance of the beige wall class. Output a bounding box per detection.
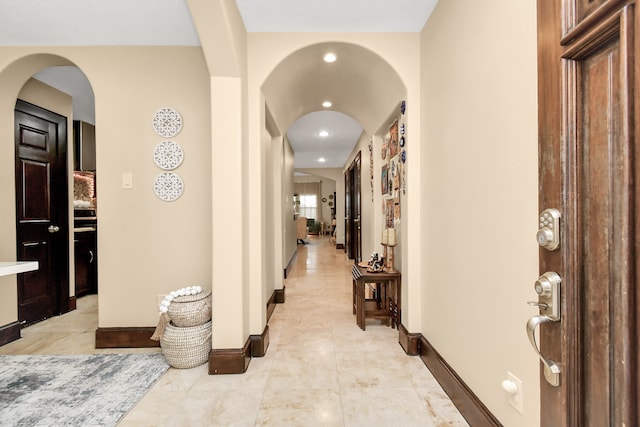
[420,1,540,425]
[282,139,296,268]
[0,47,212,329]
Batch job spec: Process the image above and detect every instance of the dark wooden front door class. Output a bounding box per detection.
[15,99,69,325]
[537,1,639,424]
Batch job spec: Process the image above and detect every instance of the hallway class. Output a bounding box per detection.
[1,236,467,426]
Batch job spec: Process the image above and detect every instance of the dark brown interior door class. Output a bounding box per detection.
[353,153,361,262]
[537,1,638,425]
[15,99,69,325]
[345,152,361,261]
[345,169,351,256]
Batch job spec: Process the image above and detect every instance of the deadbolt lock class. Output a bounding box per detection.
[537,208,561,251]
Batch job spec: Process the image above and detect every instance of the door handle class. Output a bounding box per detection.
[526,271,561,386]
[48,225,60,233]
[526,315,560,386]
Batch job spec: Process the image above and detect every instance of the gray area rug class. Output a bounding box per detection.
[0,353,169,426]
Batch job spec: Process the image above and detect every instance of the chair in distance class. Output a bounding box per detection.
[296,216,308,244]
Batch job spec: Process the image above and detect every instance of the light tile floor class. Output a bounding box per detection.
[0,236,468,426]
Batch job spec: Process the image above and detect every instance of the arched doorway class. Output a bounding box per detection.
[260,41,406,270]
[0,54,96,338]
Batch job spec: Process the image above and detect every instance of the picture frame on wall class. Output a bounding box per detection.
[381,164,389,195]
[386,199,394,228]
[389,119,399,158]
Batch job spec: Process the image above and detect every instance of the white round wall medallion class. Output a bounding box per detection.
[153,140,184,170]
[152,107,183,138]
[154,172,184,201]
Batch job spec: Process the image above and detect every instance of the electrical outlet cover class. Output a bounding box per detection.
[507,372,524,414]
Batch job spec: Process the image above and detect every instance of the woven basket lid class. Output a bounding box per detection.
[172,289,211,303]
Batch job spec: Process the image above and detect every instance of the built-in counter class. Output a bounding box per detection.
[0,261,39,277]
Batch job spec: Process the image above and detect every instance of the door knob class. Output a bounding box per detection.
[48,225,60,233]
[531,271,561,320]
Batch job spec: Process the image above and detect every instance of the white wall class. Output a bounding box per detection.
[420,1,540,425]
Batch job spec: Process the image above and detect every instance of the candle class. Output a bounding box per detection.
[382,229,388,245]
[388,228,396,246]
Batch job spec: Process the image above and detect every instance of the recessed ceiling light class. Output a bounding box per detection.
[318,130,329,138]
[318,157,326,163]
[323,53,337,63]
[322,101,332,108]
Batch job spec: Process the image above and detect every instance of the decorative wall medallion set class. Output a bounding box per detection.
[152,107,183,138]
[152,107,184,201]
[154,172,185,202]
[153,140,184,170]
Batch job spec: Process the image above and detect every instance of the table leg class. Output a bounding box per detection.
[352,279,356,315]
[358,280,365,330]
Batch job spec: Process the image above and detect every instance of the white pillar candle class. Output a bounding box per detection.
[382,229,388,245]
[388,228,396,246]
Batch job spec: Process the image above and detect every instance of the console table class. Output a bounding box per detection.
[351,264,401,331]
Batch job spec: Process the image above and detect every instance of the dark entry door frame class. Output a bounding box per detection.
[15,99,70,325]
[345,152,362,262]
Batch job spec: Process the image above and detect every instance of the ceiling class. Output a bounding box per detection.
[0,0,437,170]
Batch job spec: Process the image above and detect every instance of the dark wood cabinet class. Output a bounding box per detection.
[74,228,97,297]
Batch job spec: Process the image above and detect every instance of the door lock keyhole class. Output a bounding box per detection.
[537,208,561,251]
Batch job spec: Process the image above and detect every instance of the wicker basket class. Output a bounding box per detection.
[167,289,212,327]
[160,321,212,369]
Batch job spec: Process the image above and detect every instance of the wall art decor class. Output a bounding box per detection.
[386,199,394,228]
[381,138,388,160]
[152,107,183,138]
[153,172,184,201]
[381,164,389,195]
[389,119,399,159]
[402,147,407,195]
[368,139,374,202]
[392,158,400,191]
[153,140,184,170]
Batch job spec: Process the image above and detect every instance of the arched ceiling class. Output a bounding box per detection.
[1,2,423,171]
[287,111,363,169]
[263,42,405,169]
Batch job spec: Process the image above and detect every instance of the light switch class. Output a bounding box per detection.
[122,172,133,189]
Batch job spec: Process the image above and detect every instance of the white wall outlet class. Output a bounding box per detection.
[503,371,524,414]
